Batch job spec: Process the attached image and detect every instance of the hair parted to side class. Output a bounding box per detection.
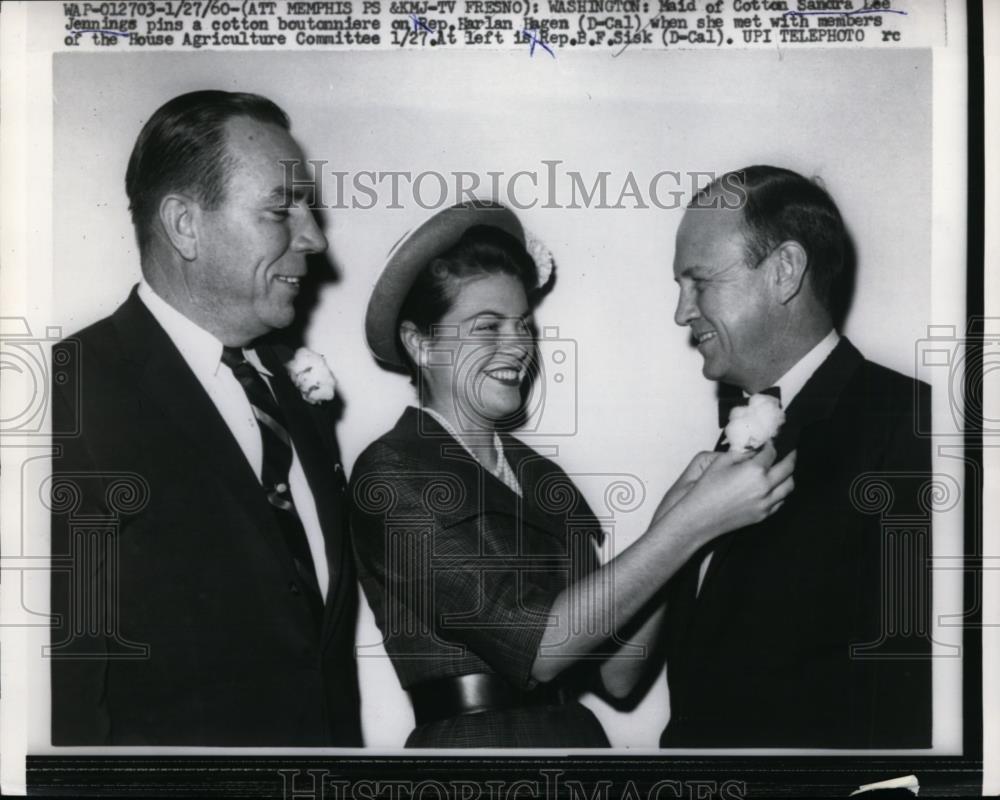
[125,90,290,258]
[691,165,849,316]
[395,225,539,381]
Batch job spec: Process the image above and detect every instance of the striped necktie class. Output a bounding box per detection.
[221,346,324,625]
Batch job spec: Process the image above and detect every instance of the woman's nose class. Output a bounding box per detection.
[499,327,532,357]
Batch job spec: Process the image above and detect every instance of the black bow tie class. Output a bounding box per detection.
[718,385,782,428]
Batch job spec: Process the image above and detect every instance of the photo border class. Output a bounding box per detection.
[11,0,989,795]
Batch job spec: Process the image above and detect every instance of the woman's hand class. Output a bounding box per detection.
[651,451,721,525]
[668,442,796,548]
[536,444,791,690]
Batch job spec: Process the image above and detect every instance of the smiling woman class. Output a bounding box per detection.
[348,201,798,748]
[394,224,538,437]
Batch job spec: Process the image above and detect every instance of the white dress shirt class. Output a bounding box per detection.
[696,329,841,596]
[418,405,523,497]
[137,281,330,599]
[768,328,841,411]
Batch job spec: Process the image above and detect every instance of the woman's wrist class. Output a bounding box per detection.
[653,501,717,562]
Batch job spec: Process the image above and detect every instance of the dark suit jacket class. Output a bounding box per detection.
[50,288,362,746]
[661,338,932,748]
[349,407,610,747]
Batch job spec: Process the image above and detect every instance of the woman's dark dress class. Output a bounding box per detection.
[350,407,610,748]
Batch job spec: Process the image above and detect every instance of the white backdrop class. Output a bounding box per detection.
[46,48,937,748]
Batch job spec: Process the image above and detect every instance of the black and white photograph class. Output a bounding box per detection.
[0,0,992,796]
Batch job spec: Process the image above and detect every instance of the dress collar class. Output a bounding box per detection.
[416,405,522,496]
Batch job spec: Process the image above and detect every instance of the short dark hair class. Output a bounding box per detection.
[396,225,539,381]
[125,90,290,258]
[692,165,849,315]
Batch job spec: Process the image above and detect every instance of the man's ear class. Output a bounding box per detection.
[399,320,426,367]
[772,240,809,305]
[158,194,199,261]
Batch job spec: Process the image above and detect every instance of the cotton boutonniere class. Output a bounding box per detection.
[286,348,336,405]
[724,394,784,452]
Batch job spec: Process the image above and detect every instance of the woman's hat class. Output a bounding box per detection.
[364,201,525,368]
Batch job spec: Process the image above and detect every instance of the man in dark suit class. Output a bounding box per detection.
[50,91,362,746]
[662,165,932,748]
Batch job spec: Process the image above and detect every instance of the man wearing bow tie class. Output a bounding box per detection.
[662,165,932,748]
[50,91,362,745]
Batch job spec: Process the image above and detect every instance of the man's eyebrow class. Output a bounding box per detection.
[267,185,313,204]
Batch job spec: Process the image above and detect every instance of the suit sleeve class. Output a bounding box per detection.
[350,443,577,691]
[50,341,112,745]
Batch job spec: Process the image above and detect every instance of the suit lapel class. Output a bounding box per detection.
[694,338,865,606]
[771,339,863,459]
[111,290,303,586]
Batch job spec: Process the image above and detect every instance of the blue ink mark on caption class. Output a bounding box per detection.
[411,15,434,33]
[522,29,555,57]
[784,7,907,16]
[72,29,131,37]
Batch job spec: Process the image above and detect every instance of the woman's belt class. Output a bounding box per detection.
[408,673,567,726]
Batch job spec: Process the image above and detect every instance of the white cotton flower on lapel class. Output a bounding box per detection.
[286,347,336,405]
[724,394,784,452]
